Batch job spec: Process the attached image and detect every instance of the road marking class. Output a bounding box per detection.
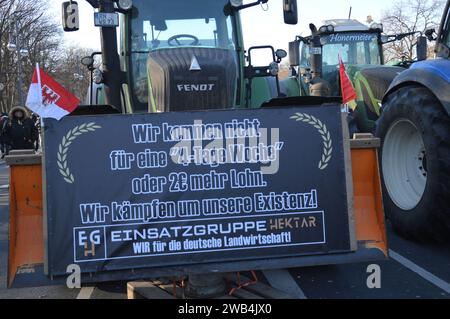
[262,269,307,299]
[76,286,95,299]
[390,249,450,294]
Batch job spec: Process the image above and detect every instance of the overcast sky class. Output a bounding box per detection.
[51,0,396,63]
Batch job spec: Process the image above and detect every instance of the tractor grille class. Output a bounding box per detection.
[147,47,238,112]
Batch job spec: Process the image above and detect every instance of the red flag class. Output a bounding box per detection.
[339,56,357,106]
[26,64,80,120]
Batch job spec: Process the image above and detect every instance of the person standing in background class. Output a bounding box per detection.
[0,112,10,159]
[4,106,37,152]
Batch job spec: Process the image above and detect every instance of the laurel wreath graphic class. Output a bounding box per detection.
[57,122,102,184]
[290,113,333,170]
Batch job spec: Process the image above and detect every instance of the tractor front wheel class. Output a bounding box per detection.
[376,85,450,242]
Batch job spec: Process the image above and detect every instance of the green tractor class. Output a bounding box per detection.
[45,0,389,289]
[286,19,427,133]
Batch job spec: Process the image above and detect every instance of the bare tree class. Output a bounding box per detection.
[53,47,99,103]
[0,0,62,113]
[381,0,445,62]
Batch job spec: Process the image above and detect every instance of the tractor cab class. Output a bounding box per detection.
[289,19,418,133]
[70,0,296,114]
[296,19,384,96]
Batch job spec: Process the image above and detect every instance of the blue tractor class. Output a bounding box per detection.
[376,0,450,242]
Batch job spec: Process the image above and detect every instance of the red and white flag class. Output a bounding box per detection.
[339,56,357,110]
[26,64,80,120]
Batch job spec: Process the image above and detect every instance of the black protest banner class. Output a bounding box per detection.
[43,104,353,277]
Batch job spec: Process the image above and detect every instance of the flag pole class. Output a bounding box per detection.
[35,63,45,152]
[338,55,347,112]
[36,63,42,98]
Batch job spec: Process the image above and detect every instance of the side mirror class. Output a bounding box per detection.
[416,36,428,61]
[289,40,300,67]
[62,1,79,32]
[283,0,298,25]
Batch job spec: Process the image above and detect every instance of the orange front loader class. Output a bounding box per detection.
[6,135,387,287]
[6,151,43,287]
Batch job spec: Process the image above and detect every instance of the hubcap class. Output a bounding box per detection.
[382,119,427,210]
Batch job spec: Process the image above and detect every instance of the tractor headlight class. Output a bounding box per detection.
[370,23,383,32]
[319,25,334,34]
[118,0,133,11]
[230,0,243,7]
[93,69,103,84]
[269,62,279,76]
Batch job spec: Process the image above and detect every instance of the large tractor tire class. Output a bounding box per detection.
[376,85,450,242]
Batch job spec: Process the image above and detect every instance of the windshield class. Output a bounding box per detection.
[129,0,237,111]
[131,2,236,51]
[321,33,381,66]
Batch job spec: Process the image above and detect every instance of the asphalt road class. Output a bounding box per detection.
[0,160,449,299]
